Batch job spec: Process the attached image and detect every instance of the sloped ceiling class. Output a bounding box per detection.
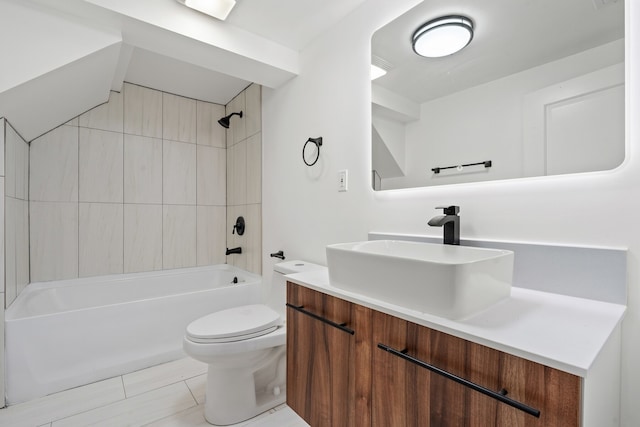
[0,0,366,140]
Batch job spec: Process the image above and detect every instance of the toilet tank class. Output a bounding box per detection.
[268,260,325,318]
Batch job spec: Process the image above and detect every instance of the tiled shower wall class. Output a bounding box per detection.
[3,119,29,308]
[226,85,262,274]
[29,82,262,282]
[2,117,30,404]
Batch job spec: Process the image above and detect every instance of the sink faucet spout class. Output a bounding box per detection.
[428,206,460,245]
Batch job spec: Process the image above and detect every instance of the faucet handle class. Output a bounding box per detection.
[435,205,460,215]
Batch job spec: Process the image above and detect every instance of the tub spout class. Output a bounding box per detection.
[270,250,285,260]
[226,247,242,255]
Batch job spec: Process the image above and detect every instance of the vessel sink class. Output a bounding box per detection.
[326,240,514,319]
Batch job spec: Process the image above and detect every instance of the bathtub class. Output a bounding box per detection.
[5,265,262,404]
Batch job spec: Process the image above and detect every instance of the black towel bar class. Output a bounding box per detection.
[377,343,540,418]
[432,160,492,174]
[286,303,354,335]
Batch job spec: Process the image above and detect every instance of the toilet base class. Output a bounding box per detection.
[203,347,286,425]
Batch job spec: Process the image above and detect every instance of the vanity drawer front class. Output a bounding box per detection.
[372,311,581,427]
[286,282,356,332]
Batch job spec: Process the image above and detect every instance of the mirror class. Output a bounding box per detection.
[371,0,624,190]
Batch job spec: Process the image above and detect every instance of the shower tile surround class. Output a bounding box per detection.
[27,82,263,284]
[226,84,263,274]
[2,119,30,308]
[2,117,31,406]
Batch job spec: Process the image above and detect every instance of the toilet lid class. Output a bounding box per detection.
[186,304,282,343]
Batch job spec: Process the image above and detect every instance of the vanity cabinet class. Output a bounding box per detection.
[287,282,582,427]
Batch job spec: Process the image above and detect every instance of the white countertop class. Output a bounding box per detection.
[286,268,626,377]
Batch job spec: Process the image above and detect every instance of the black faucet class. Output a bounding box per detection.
[428,206,460,245]
[226,247,242,255]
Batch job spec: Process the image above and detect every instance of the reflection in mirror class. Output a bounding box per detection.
[371,0,624,190]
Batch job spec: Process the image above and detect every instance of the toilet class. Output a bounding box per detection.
[183,260,323,425]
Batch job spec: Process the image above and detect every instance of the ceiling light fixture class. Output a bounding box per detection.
[412,15,474,58]
[175,0,236,21]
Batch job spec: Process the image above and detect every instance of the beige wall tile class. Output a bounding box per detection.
[246,133,262,204]
[124,204,162,273]
[5,198,16,306]
[30,125,78,202]
[196,145,226,206]
[226,91,246,147]
[124,134,162,204]
[79,90,123,133]
[163,93,196,143]
[163,140,196,205]
[16,199,29,296]
[4,125,16,198]
[245,84,262,138]
[197,205,226,266]
[78,202,124,277]
[124,83,162,138]
[196,101,225,148]
[0,118,5,177]
[226,140,246,206]
[163,205,196,269]
[79,128,124,203]
[30,201,79,282]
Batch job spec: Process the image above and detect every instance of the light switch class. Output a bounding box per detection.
[338,170,348,192]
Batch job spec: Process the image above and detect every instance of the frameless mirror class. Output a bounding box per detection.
[371,0,624,190]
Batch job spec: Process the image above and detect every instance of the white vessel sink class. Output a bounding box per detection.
[326,240,514,319]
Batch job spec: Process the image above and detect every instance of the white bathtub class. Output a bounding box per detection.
[5,265,262,404]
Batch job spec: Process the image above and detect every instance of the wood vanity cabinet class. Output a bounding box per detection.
[287,283,581,427]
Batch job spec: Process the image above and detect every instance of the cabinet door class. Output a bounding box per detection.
[373,311,581,427]
[372,310,436,426]
[287,283,363,427]
[465,344,581,427]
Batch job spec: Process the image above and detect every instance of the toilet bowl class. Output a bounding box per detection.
[183,260,324,425]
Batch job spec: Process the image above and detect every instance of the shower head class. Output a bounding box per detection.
[218,111,243,128]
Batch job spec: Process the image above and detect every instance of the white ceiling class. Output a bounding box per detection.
[1,0,367,140]
[25,0,367,104]
[122,0,368,104]
[108,0,367,104]
[226,0,367,51]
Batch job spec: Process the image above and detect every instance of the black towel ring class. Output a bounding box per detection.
[303,137,323,166]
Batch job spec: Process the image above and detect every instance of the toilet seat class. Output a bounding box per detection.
[186,304,281,344]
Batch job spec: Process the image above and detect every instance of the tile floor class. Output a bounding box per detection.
[0,357,309,427]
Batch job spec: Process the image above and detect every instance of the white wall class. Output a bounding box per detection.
[262,0,640,425]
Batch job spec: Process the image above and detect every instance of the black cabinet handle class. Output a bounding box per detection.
[286,303,355,335]
[377,343,540,418]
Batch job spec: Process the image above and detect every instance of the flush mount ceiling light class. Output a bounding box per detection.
[412,15,474,58]
[175,0,236,21]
